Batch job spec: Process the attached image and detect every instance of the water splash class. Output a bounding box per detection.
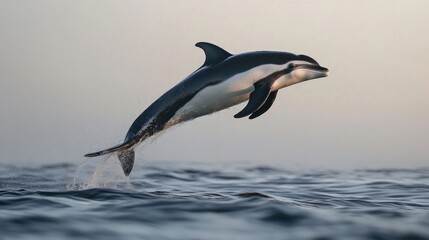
[67,155,130,190]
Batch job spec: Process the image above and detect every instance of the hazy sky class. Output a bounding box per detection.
[1,1,428,169]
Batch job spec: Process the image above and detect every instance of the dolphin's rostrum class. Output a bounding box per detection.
[85,42,329,176]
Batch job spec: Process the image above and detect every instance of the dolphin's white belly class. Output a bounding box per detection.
[166,63,291,127]
[170,76,254,124]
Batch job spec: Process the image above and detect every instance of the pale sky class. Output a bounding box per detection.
[0,0,428,169]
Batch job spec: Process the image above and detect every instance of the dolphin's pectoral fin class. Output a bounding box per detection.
[249,90,278,119]
[195,42,232,67]
[117,149,135,176]
[234,83,272,118]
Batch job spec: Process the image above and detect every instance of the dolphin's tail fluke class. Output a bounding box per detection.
[117,149,135,176]
[85,141,137,176]
[84,141,133,158]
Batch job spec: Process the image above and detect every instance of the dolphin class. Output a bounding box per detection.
[85,42,329,176]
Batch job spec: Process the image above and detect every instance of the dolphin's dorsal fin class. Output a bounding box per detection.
[195,42,232,67]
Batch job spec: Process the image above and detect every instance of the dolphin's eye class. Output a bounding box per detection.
[289,64,295,69]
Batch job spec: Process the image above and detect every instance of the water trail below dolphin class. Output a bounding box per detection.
[68,155,130,190]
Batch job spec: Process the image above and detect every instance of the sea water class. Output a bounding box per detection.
[1,160,428,240]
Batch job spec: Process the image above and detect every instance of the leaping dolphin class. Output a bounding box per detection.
[85,42,329,176]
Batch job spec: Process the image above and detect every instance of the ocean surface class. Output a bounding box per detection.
[1,160,428,240]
